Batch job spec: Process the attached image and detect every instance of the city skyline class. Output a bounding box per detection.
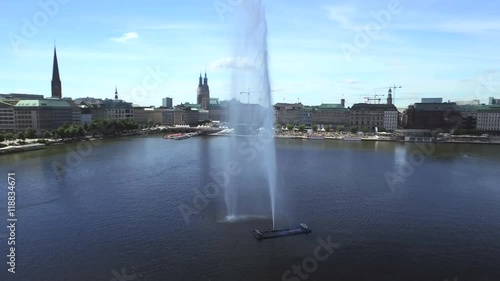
[2,0,500,108]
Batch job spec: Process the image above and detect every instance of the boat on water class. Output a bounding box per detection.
[174,134,191,140]
[253,223,311,240]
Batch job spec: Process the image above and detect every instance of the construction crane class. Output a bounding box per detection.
[375,94,385,104]
[364,97,380,104]
[364,94,384,104]
[239,89,260,104]
[240,89,284,104]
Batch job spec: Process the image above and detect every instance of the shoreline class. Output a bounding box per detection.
[0,130,162,156]
[272,134,500,144]
[205,133,500,145]
[2,130,500,156]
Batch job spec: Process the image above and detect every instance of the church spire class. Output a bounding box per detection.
[51,44,62,98]
[115,86,118,100]
[199,72,202,87]
[203,71,208,86]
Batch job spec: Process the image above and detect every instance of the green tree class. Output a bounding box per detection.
[336,125,344,132]
[350,127,358,134]
[64,127,73,138]
[83,122,89,131]
[16,132,26,140]
[5,133,14,141]
[88,120,97,131]
[298,125,305,132]
[325,126,331,132]
[44,131,52,138]
[77,126,85,136]
[275,124,282,130]
[361,127,370,133]
[57,127,66,139]
[286,124,294,131]
[0,134,4,142]
[24,128,37,139]
[312,125,318,132]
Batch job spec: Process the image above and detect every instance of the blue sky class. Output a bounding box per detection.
[1,0,500,108]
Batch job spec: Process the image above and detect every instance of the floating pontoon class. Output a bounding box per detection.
[253,223,311,240]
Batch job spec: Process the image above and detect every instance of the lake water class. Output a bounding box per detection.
[1,136,499,281]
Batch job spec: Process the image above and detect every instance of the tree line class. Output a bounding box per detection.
[0,119,143,142]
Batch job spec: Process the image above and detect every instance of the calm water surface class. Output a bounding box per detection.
[1,136,499,281]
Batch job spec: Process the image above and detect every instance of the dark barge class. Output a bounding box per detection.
[253,223,311,240]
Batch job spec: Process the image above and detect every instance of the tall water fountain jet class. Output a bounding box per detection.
[224,0,278,229]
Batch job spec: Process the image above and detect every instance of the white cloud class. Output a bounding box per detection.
[112,31,139,43]
[209,57,257,70]
[323,5,358,30]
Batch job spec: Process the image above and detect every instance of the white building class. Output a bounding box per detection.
[384,110,399,131]
[476,105,500,131]
[102,99,134,120]
[454,100,480,106]
[105,107,133,120]
[299,106,313,126]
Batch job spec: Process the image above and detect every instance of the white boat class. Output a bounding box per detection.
[173,134,191,140]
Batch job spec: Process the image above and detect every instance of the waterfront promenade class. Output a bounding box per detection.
[273,131,500,144]
[2,128,500,156]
